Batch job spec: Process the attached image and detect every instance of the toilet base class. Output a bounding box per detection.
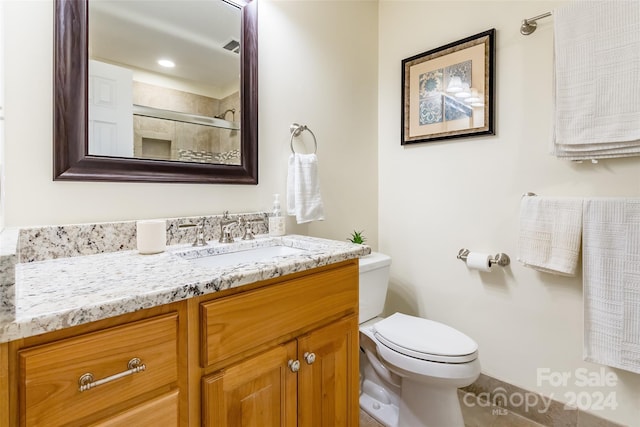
[359,347,400,427]
[359,388,398,427]
[360,377,465,427]
[398,379,464,427]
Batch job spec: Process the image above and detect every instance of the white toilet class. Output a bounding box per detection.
[359,253,480,427]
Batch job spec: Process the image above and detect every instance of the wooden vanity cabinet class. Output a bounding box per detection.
[202,341,298,426]
[0,259,359,427]
[18,313,179,426]
[201,317,358,427]
[1,303,186,427]
[88,389,180,426]
[199,260,359,427]
[297,315,358,426]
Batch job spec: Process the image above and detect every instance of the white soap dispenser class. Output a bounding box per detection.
[269,194,286,236]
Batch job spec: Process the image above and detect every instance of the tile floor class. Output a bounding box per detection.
[358,390,545,427]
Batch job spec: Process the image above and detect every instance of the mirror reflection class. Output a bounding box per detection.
[88,0,241,165]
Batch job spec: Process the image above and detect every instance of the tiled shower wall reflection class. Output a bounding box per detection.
[132,81,240,163]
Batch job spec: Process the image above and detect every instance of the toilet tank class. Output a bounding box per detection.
[358,252,392,324]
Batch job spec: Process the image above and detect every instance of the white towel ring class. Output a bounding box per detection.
[290,123,317,154]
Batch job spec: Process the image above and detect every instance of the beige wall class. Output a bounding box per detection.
[0,2,5,231]
[378,1,640,425]
[0,0,5,232]
[259,0,379,244]
[3,0,378,248]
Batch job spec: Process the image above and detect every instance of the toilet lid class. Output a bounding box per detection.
[373,313,478,364]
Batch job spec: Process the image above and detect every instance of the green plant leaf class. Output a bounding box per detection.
[347,230,366,244]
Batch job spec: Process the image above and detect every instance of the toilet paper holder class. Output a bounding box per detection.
[457,248,511,267]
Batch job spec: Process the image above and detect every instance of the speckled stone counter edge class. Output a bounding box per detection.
[0,230,18,322]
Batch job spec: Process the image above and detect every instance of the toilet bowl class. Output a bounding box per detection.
[359,253,480,427]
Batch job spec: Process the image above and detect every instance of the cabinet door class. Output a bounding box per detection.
[202,341,297,427]
[297,315,359,427]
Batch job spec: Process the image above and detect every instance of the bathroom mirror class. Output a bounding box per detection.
[53,0,258,184]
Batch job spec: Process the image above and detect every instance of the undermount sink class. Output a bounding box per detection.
[175,244,308,269]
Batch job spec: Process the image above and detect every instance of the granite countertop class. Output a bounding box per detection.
[0,235,370,344]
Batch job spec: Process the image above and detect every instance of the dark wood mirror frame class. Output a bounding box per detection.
[53,0,258,184]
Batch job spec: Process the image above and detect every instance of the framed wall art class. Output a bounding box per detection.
[401,29,495,145]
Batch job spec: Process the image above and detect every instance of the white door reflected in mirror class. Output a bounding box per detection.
[88,60,134,158]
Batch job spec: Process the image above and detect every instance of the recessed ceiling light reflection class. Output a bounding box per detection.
[158,59,175,68]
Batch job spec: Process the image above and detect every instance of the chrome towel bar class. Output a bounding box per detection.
[520,11,552,35]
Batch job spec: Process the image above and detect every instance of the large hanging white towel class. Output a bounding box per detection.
[551,1,640,160]
[583,199,640,374]
[517,196,583,276]
[286,153,325,224]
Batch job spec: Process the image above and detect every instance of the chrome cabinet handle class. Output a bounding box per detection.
[288,359,300,373]
[78,357,146,392]
[304,352,316,365]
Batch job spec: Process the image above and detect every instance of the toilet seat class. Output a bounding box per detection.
[373,313,478,364]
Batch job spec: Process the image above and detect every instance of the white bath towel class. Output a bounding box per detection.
[287,153,325,224]
[583,199,640,374]
[517,196,583,276]
[551,1,640,160]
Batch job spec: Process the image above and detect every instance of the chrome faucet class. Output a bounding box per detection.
[219,211,239,243]
[178,218,207,247]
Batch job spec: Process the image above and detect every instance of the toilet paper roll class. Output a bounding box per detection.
[466,252,492,272]
[136,220,167,255]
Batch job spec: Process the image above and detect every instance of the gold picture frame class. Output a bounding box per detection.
[401,29,495,145]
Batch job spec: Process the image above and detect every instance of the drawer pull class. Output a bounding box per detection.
[78,357,146,392]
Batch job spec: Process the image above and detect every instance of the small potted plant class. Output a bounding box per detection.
[347,230,367,245]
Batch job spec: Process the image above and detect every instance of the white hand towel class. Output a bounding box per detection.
[517,196,583,276]
[286,153,325,224]
[583,199,640,374]
[551,0,640,160]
